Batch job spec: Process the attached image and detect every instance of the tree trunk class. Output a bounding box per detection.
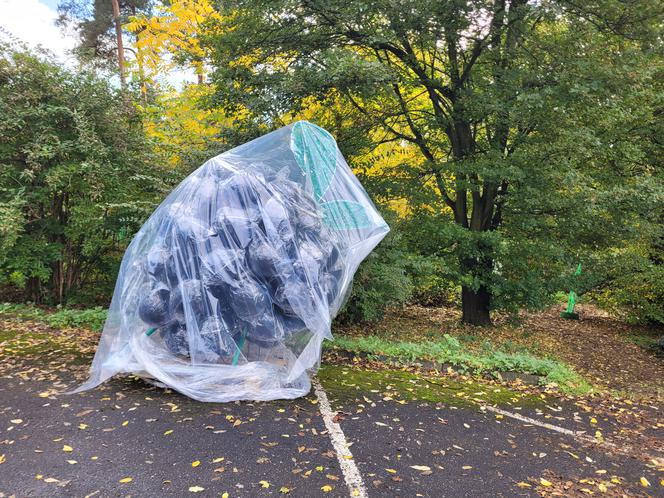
[461,285,491,326]
[111,0,126,89]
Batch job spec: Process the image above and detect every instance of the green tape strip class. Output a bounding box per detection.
[232,327,247,366]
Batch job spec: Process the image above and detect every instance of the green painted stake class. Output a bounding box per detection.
[561,263,582,320]
[146,327,158,336]
[232,327,247,366]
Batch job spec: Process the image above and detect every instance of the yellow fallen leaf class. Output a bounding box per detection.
[540,478,553,487]
[66,460,77,465]
[516,482,531,488]
[35,474,43,480]
[91,456,98,460]
[62,445,73,452]
[221,493,229,498]
[38,391,50,398]
[321,485,333,492]
[10,419,23,424]
[590,417,597,424]
[233,419,242,427]
[660,479,664,487]
[386,469,397,474]
[598,483,607,492]
[189,486,205,493]
[78,424,87,430]
[122,421,129,427]
[0,454,5,464]
[343,455,353,460]
[462,466,472,470]
[410,465,431,472]
[119,477,133,483]
[279,487,290,493]
[212,457,225,463]
[316,466,324,471]
[164,430,173,436]
[640,477,650,487]
[259,480,270,488]
[191,460,201,468]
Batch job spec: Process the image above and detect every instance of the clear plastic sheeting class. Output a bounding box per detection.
[75,121,389,402]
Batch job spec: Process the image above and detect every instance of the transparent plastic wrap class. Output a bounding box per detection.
[75,121,389,402]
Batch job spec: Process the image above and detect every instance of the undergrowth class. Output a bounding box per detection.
[330,334,591,394]
[0,303,107,332]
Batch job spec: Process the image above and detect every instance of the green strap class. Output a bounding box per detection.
[146,327,158,336]
[232,327,247,366]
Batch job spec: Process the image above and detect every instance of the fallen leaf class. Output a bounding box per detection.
[321,485,333,492]
[410,465,431,472]
[540,478,553,487]
[516,482,531,488]
[119,477,133,483]
[164,430,173,436]
[221,493,229,498]
[212,457,225,463]
[260,480,270,488]
[62,445,73,452]
[640,477,650,487]
[10,419,23,424]
[0,454,5,464]
[66,460,77,465]
[279,487,291,493]
[78,424,87,430]
[189,486,205,493]
[386,469,397,474]
[191,460,201,468]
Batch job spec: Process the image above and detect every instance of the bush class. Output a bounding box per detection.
[338,230,414,323]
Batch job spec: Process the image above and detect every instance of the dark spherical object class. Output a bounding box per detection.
[138,285,172,327]
[278,312,307,335]
[199,317,236,358]
[319,271,342,306]
[174,216,211,249]
[272,278,309,317]
[146,244,179,284]
[214,301,242,344]
[212,209,257,249]
[160,321,190,357]
[297,240,326,279]
[246,235,284,281]
[263,198,295,245]
[201,247,243,299]
[244,312,284,348]
[170,279,210,322]
[227,278,271,322]
[222,175,263,220]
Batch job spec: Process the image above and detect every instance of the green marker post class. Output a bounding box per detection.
[560,263,582,320]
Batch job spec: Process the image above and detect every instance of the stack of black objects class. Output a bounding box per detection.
[137,172,343,362]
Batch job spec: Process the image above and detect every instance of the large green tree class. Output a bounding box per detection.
[204,0,663,324]
[0,43,168,304]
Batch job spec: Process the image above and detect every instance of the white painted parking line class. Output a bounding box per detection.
[481,405,650,459]
[313,378,368,498]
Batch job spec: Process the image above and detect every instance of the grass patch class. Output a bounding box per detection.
[317,364,544,408]
[328,334,591,395]
[0,303,107,332]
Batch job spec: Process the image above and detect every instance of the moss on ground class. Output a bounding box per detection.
[317,364,545,409]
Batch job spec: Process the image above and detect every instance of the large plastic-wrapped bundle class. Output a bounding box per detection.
[76,121,389,402]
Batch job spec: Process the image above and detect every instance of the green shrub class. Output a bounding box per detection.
[338,230,414,323]
[0,302,107,332]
